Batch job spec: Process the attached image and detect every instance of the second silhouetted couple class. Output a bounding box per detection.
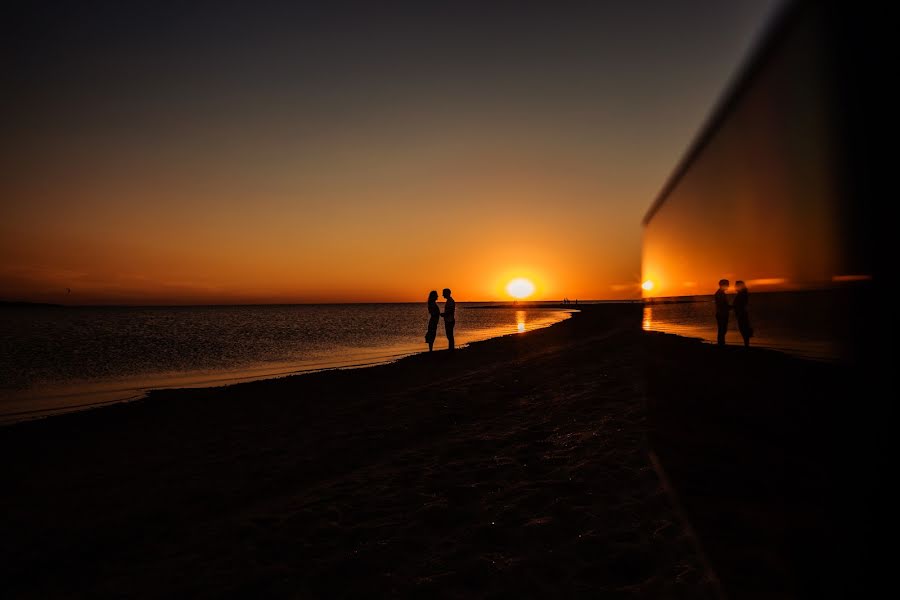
[714,279,753,347]
[425,288,455,352]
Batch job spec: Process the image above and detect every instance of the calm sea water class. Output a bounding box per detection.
[0,303,571,423]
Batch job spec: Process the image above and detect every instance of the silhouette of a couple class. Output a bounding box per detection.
[715,279,753,347]
[425,288,455,352]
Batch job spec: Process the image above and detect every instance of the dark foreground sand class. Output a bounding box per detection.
[1,305,880,598]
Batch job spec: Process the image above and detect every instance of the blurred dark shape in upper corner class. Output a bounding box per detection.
[641,0,881,364]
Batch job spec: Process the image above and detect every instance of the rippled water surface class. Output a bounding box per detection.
[0,303,571,422]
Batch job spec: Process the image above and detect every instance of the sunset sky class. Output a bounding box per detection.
[2,0,780,304]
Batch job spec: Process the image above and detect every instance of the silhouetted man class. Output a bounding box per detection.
[441,288,456,351]
[715,279,730,346]
[733,280,753,347]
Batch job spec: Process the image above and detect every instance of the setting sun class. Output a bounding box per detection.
[642,280,655,291]
[506,278,536,299]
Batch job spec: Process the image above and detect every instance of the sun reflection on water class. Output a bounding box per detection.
[516,310,526,333]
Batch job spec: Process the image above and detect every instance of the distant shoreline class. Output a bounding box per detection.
[1,299,637,309]
[0,300,63,307]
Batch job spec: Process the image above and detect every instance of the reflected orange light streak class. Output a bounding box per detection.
[516,310,526,333]
[746,278,786,286]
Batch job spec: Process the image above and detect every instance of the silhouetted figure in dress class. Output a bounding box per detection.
[424,290,440,352]
[441,288,456,351]
[733,280,753,347]
[715,279,730,346]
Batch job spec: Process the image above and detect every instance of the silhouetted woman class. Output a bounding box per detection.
[715,279,730,346]
[733,280,753,347]
[425,290,440,351]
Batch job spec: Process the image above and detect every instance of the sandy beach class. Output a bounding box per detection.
[1,304,876,598]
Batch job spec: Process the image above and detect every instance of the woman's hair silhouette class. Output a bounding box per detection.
[425,290,440,351]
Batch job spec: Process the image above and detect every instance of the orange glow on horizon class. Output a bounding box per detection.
[0,141,652,304]
[0,221,644,304]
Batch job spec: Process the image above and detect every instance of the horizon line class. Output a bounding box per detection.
[0,299,622,308]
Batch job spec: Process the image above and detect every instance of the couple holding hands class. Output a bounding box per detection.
[425,288,456,352]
